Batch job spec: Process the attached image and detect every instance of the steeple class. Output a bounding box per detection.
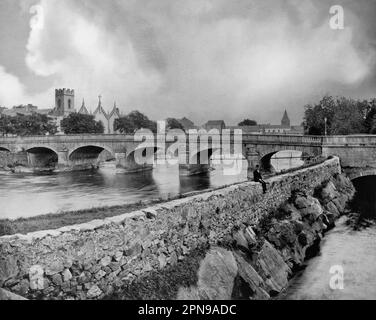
[109,101,120,118]
[78,98,89,115]
[93,94,108,118]
[281,109,291,127]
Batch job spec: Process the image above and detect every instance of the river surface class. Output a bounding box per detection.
[0,151,303,220]
[282,218,376,300]
[0,162,249,220]
[283,176,376,300]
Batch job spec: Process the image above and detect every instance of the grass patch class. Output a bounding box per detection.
[0,200,165,237]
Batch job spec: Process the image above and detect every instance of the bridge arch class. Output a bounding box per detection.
[346,169,376,181]
[68,145,115,164]
[26,146,59,169]
[259,149,309,173]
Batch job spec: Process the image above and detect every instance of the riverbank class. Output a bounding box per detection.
[0,159,327,237]
[108,171,355,300]
[0,157,346,300]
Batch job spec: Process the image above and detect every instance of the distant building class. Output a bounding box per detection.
[262,110,303,135]
[0,104,54,117]
[0,89,122,134]
[229,110,304,135]
[204,120,226,131]
[178,117,196,131]
[53,89,75,117]
[91,96,120,134]
[227,125,264,134]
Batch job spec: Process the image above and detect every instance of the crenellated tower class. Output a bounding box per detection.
[55,88,75,117]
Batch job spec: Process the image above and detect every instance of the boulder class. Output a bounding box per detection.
[320,181,339,204]
[233,230,249,251]
[234,253,270,300]
[294,196,323,222]
[177,247,238,300]
[254,241,291,295]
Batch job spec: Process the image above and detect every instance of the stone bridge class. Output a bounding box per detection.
[322,135,376,182]
[1,133,375,178]
[0,133,325,175]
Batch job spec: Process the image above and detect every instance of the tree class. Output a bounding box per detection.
[238,119,257,126]
[0,116,14,136]
[0,114,57,136]
[166,118,185,131]
[114,111,157,134]
[363,99,376,133]
[304,95,335,135]
[330,97,367,135]
[304,95,374,135]
[61,113,104,134]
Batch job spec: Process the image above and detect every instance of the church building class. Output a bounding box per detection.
[52,88,121,134]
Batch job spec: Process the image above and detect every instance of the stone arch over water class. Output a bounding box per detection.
[26,147,59,169]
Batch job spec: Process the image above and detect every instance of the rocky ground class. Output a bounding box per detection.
[132,173,356,300]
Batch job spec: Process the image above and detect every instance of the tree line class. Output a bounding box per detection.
[0,114,57,136]
[304,95,376,135]
[0,111,185,136]
[2,96,376,136]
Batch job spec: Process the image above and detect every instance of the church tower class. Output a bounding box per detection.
[55,88,75,117]
[281,110,291,127]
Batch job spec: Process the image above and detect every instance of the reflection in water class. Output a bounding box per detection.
[0,151,307,220]
[0,162,248,220]
[271,151,304,172]
[283,176,376,300]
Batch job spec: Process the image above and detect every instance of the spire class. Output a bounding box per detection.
[94,94,107,117]
[109,101,120,118]
[78,98,89,115]
[281,109,290,127]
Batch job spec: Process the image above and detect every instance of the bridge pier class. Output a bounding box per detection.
[179,164,211,176]
[178,150,212,176]
[57,151,69,168]
[115,152,153,173]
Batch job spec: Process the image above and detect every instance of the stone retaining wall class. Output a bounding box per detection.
[0,157,341,300]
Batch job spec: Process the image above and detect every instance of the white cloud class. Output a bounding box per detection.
[1,0,375,124]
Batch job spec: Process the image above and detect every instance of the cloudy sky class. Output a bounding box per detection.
[0,0,375,125]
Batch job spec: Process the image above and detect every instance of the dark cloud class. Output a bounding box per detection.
[0,0,375,125]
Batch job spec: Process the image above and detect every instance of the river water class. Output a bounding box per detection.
[0,162,249,220]
[283,176,376,300]
[0,151,304,220]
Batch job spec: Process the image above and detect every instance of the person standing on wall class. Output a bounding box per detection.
[253,165,267,194]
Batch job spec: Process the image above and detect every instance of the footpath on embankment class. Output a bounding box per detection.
[0,156,355,300]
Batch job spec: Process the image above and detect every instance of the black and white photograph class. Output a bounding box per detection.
[0,0,376,309]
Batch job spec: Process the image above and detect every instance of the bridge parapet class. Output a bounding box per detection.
[324,135,376,146]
